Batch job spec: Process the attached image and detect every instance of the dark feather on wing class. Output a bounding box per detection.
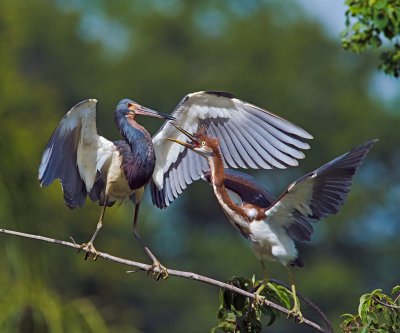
[202,169,275,208]
[284,139,377,242]
[39,122,87,208]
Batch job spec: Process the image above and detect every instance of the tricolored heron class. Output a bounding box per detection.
[38,91,312,278]
[38,99,174,275]
[167,124,376,319]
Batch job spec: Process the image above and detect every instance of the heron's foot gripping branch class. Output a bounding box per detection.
[78,242,100,260]
[147,260,169,281]
[254,283,267,306]
[287,284,304,323]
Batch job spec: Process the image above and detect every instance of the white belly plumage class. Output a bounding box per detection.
[105,152,134,202]
[249,218,298,266]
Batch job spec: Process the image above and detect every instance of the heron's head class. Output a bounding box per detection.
[116,99,174,121]
[166,123,219,158]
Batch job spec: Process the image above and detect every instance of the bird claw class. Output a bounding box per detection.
[254,293,266,306]
[252,282,267,306]
[287,307,304,323]
[287,283,303,323]
[147,261,169,281]
[77,242,100,260]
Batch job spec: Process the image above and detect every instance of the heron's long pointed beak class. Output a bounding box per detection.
[170,123,197,141]
[165,137,196,149]
[165,123,198,149]
[133,105,175,120]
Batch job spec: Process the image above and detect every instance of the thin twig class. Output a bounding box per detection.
[0,228,327,333]
[373,296,400,310]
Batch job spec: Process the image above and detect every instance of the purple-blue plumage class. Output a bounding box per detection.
[114,139,155,190]
[114,101,156,190]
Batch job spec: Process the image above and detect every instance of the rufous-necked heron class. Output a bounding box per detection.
[167,124,376,318]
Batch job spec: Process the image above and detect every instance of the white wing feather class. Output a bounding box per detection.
[39,99,114,208]
[151,91,313,208]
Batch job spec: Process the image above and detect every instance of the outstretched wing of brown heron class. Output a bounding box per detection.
[151,90,313,208]
[264,139,377,242]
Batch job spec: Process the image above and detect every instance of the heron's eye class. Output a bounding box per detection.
[127,102,133,108]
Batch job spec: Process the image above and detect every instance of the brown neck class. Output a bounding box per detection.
[207,149,247,219]
[208,149,225,186]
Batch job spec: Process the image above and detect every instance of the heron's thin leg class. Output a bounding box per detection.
[79,198,108,261]
[286,266,303,323]
[132,202,168,280]
[260,260,269,283]
[89,200,107,244]
[253,260,268,305]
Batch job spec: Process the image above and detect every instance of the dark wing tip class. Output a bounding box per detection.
[281,139,377,243]
[310,138,378,180]
[150,180,168,209]
[290,257,304,268]
[350,138,378,153]
[334,138,378,170]
[358,138,379,152]
[204,90,236,99]
[303,138,378,219]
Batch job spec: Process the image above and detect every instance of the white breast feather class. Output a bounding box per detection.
[249,218,298,266]
[105,152,133,200]
[243,207,258,219]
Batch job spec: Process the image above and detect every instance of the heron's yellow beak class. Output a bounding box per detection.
[165,137,196,149]
[170,123,197,141]
[165,123,198,149]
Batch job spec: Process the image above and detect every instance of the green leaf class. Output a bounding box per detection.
[370,35,382,48]
[266,282,291,309]
[262,307,277,327]
[391,285,400,295]
[374,11,389,30]
[358,294,369,318]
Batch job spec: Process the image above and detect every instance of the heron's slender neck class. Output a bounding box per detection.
[114,113,155,190]
[115,114,152,148]
[207,148,247,219]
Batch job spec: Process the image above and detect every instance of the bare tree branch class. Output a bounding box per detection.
[373,296,400,310]
[1,228,328,333]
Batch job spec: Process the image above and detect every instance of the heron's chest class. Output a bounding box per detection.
[115,140,156,190]
[105,152,134,200]
[248,218,297,265]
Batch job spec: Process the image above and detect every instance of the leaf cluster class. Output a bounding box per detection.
[341,285,400,332]
[211,277,292,333]
[341,0,400,77]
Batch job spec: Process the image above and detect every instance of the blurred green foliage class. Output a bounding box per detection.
[212,277,291,333]
[0,0,399,332]
[341,285,400,332]
[342,0,400,76]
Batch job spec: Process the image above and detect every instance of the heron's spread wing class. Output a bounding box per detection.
[202,169,275,208]
[264,140,377,242]
[38,99,114,208]
[151,90,313,208]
